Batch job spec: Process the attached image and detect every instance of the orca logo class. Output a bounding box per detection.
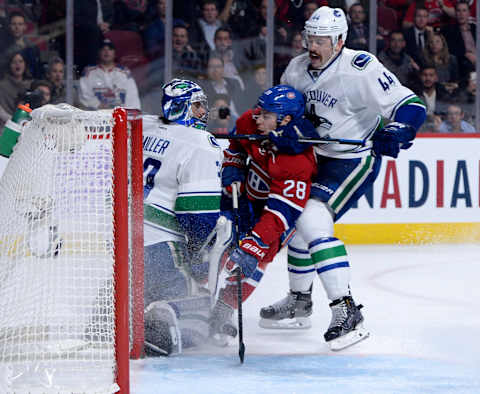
[208,134,221,148]
[352,53,372,70]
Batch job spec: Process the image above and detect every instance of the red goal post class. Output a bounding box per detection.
[0,105,144,393]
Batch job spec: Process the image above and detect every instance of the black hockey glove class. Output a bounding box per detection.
[372,122,416,158]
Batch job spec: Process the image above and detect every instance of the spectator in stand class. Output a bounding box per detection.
[0,11,42,79]
[456,70,476,122]
[385,0,411,24]
[442,1,476,77]
[143,0,185,60]
[403,6,433,65]
[207,93,234,138]
[45,56,65,104]
[73,0,114,75]
[346,3,369,50]
[438,103,476,132]
[291,0,319,31]
[30,79,53,106]
[78,38,141,110]
[210,27,250,90]
[304,0,321,20]
[274,30,305,84]
[441,0,477,22]
[402,0,451,30]
[418,113,443,133]
[112,0,147,32]
[189,1,227,53]
[0,6,7,41]
[345,3,384,51]
[199,55,244,120]
[378,31,419,87]
[222,0,261,39]
[5,0,43,25]
[377,0,399,41]
[420,32,459,93]
[246,0,291,77]
[0,51,32,127]
[143,23,203,115]
[170,24,203,79]
[244,64,269,108]
[415,65,450,116]
[257,0,289,44]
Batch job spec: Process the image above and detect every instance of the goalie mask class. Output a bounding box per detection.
[257,85,305,125]
[162,79,209,129]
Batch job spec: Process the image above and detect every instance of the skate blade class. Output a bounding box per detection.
[259,317,311,330]
[327,324,370,351]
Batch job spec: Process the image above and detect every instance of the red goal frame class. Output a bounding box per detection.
[113,108,144,394]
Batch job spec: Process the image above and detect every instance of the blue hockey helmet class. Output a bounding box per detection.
[257,85,305,123]
[161,79,208,128]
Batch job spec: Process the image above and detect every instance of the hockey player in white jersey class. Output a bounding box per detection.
[142,79,223,355]
[260,7,427,351]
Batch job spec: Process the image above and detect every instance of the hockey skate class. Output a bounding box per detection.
[324,295,369,351]
[208,299,237,347]
[144,301,182,356]
[259,291,313,329]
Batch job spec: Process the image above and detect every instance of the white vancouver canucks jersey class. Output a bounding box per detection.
[142,115,222,246]
[281,48,418,159]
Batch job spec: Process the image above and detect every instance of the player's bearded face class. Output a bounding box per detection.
[255,109,278,134]
[306,35,335,69]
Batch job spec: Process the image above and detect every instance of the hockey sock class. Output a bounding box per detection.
[287,245,316,293]
[309,237,351,301]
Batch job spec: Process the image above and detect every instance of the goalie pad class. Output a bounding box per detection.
[206,216,234,303]
[144,301,182,356]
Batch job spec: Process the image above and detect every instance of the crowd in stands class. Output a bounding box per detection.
[0,0,477,133]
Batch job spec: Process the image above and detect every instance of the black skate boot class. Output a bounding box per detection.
[209,299,237,346]
[259,290,313,329]
[324,295,369,351]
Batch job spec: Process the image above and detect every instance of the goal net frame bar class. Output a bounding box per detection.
[113,108,144,393]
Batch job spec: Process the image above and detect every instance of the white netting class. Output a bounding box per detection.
[0,104,125,393]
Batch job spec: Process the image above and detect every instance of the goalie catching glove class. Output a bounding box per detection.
[372,122,416,158]
[224,234,268,278]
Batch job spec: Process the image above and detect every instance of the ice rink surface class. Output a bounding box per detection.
[131,244,480,394]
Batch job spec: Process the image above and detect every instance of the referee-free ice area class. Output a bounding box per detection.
[131,244,480,394]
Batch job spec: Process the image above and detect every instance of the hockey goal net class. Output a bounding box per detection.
[0,105,144,393]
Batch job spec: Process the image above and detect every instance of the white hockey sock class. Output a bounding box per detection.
[309,237,351,300]
[287,245,316,293]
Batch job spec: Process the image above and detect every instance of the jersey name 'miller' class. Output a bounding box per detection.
[143,135,170,154]
[305,89,338,108]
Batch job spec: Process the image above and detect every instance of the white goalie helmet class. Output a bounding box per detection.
[303,6,348,48]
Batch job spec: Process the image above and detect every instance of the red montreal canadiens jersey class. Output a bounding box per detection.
[228,110,317,258]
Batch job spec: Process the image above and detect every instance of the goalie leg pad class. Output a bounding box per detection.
[206,216,234,302]
[144,301,182,356]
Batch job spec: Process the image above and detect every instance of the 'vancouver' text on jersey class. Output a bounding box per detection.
[281,48,417,159]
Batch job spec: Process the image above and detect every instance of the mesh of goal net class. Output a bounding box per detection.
[0,104,136,393]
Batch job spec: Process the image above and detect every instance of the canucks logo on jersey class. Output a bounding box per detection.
[351,53,372,70]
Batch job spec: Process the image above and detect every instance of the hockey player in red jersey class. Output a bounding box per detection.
[208,85,318,339]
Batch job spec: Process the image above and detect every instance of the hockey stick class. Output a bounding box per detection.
[231,182,245,364]
[213,133,366,146]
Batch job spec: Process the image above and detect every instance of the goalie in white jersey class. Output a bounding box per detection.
[142,79,223,355]
[260,6,427,350]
